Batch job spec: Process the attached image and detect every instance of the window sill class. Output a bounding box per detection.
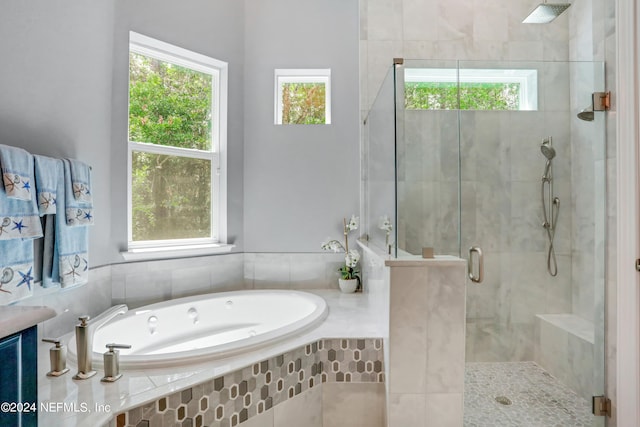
[120,244,235,262]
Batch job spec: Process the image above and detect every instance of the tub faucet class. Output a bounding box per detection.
[73,304,128,380]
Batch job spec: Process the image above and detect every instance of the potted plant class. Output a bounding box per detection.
[321,215,361,293]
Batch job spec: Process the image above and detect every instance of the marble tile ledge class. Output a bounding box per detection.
[357,239,465,267]
[37,289,384,427]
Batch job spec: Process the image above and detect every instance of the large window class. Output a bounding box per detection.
[404,68,538,111]
[128,32,227,250]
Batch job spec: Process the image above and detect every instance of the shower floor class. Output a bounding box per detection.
[464,362,593,427]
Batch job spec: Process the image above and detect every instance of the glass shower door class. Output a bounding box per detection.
[458,59,606,427]
[392,58,606,426]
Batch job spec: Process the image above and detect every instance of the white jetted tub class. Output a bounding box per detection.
[67,290,328,369]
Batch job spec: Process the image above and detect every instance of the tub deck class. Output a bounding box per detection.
[38,289,385,426]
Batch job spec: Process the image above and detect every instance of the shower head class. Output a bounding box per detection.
[577,105,594,121]
[523,2,571,24]
[540,140,556,160]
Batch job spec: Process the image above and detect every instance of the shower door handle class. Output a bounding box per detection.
[468,246,484,284]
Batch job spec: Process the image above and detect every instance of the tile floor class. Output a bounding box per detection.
[464,362,593,427]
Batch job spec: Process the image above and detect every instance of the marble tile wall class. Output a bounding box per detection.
[110,252,347,310]
[534,314,595,402]
[15,265,113,340]
[360,0,570,112]
[361,5,615,414]
[19,252,354,341]
[387,260,466,427]
[243,253,346,291]
[111,253,246,309]
[401,105,574,363]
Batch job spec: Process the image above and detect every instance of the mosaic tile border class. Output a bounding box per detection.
[115,338,384,427]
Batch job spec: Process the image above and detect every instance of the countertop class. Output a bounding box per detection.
[0,305,56,338]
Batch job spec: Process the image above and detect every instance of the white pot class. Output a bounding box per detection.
[338,278,358,293]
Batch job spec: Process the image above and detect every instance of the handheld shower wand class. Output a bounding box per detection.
[540,137,559,276]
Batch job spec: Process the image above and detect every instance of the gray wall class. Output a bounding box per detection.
[0,1,116,267]
[243,0,360,252]
[110,0,246,257]
[0,0,247,265]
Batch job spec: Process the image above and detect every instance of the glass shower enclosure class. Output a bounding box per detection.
[363,58,606,426]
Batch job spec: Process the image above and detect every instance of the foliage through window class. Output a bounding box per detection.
[404,68,538,111]
[128,32,227,248]
[275,69,331,125]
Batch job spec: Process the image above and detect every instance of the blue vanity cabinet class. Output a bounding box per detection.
[0,325,38,427]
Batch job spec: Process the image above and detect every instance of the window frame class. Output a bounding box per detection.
[274,68,332,124]
[404,68,538,111]
[127,31,228,251]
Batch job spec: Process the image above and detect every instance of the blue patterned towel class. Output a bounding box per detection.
[0,161,42,241]
[0,150,42,303]
[45,159,91,288]
[63,159,93,226]
[34,155,62,216]
[0,239,36,304]
[65,158,92,204]
[0,144,34,201]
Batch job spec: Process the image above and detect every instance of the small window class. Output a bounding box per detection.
[127,32,227,249]
[404,68,538,111]
[275,69,331,124]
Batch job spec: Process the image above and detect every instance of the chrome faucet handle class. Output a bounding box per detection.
[101,343,132,383]
[42,337,70,377]
[78,315,90,325]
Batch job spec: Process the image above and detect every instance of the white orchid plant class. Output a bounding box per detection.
[379,215,393,249]
[321,215,361,283]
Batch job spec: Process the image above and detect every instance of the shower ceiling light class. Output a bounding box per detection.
[522,2,571,24]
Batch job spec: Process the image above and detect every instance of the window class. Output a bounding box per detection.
[404,68,538,111]
[275,69,331,124]
[127,32,227,251]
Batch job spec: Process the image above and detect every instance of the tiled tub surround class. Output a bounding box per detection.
[112,252,348,309]
[37,290,385,426]
[14,252,349,337]
[115,338,384,427]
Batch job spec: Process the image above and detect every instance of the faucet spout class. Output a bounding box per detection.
[73,304,128,380]
[87,304,128,336]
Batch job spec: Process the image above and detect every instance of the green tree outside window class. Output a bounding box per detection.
[129,52,213,241]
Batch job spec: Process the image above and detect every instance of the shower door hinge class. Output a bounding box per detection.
[593,91,611,111]
[635,258,640,271]
[592,395,611,417]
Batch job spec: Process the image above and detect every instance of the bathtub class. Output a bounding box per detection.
[67,290,328,369]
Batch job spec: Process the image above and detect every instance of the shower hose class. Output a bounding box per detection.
[541,177,560,277]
